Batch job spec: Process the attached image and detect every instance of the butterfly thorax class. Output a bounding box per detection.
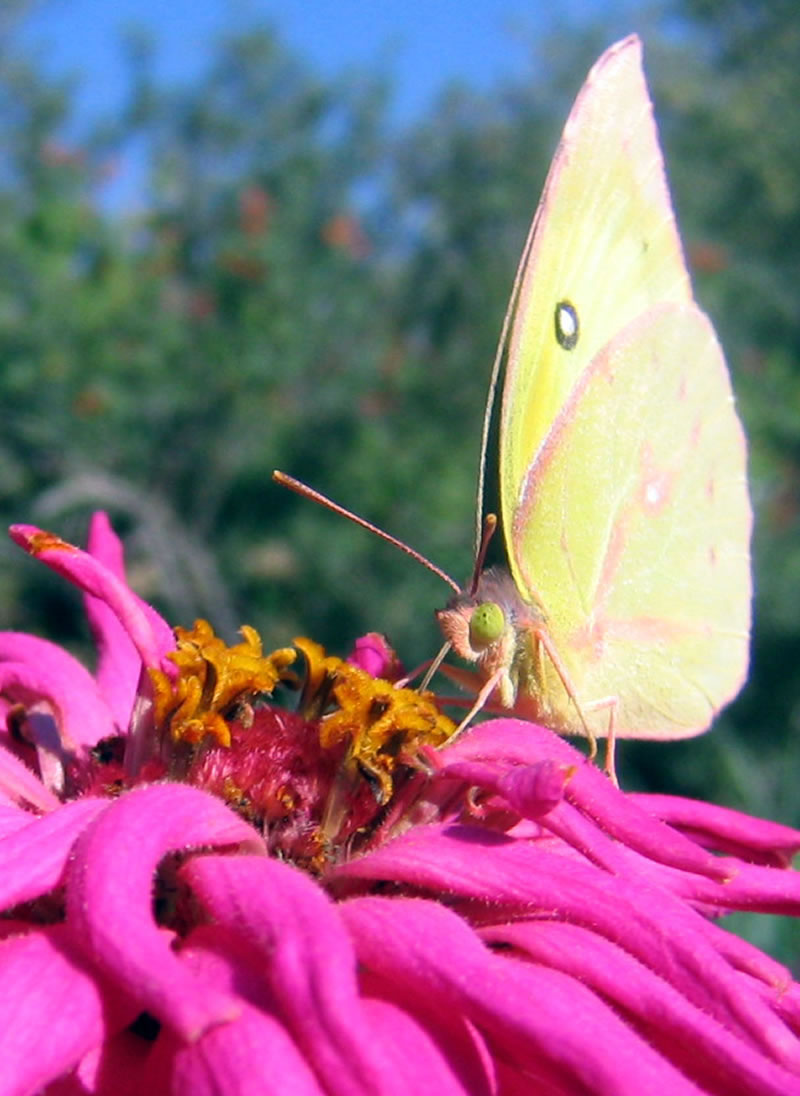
[436,566,545,711]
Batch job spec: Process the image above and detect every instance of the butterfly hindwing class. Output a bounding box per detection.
[512,302,751,738]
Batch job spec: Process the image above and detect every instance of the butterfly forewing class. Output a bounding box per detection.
[500,36,693,595]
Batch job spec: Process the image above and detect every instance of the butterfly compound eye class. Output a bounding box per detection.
[469,601,506,650]
[554,300,579,350]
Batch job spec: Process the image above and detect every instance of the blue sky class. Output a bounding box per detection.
[22,0,640,127]
[20,0,643,210]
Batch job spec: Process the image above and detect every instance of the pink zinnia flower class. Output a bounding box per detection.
[2,513,800,1095]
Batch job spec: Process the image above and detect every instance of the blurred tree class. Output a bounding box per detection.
[0,23,395,645]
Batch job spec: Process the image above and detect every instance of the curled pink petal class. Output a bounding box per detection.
[361,996,479,1095]
[441,757,573,819]
[359,967,494,1096]
[83,512,142,732]
[149,932,325,1096]
[446,719,731,880]
[497,757,576,816]
[343,896,700,1095]
[669,855,800,917]
[65,783,262,1040]
[161,1006,326,1096]
[0,796,108,908]
[0,633,117,750]
[0,924,137,1095]
[9,525,172,670]
[0,742,60,811]
[82,510,178,677]
[184,854,414,1096]
[334,822,800,1068]
[481,919,798,1095]
[632,792,800,867]
[702,918,794,990]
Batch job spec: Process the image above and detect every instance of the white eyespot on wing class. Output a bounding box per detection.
[554,300,580,350]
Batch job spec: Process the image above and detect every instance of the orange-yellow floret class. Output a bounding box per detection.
[294,636,456,801]
[150,619,296,749]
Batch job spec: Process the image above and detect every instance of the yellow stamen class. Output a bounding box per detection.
[150,619,296,748]
[294,636,456,801]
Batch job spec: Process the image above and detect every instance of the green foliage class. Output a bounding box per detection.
[2,6,799,871]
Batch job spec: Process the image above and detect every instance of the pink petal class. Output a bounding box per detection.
[333,822,800,1067]
[440,755,660,877]
[632,793,800,867]
[443,719,730,880]
[669,856,800,917]
[342,896,701,1095]
[69,1028,156,1096]
[174,923,276,1008]
[358,968,495,1096]
[494,1055,570,1096]
[65,783,262,1040]
[702,918,794,990]
[0,797,109,909]
[148,933,324,1095]
[83,513,142,732]
[481,920,798,1095]
[0,800,37,838]
[0,924,137,1095]
[440,758,572,819]
[774,988,800,1041]
[160,1006,326,1096]
[346,633,402,679]
[183,853,427,1096]
[9,525,173,671]
[0,743,60,811]
[0,633,117,750]
[361,996,477,1095]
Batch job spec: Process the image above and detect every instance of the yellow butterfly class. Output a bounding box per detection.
[275,35,752,777]
[435,35,752,764]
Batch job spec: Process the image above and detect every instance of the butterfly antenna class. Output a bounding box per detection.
[468,513,498,595]
[273,471,462,594]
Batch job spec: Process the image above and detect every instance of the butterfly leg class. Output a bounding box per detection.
[583,696,620,785]
[450,666,508,739]
[526,622,598,761]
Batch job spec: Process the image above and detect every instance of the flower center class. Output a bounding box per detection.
[141,622,457,871]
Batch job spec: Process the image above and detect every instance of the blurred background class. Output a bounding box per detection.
[1,0,798,949]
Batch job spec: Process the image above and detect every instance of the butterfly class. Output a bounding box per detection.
[434,35,752,769]
[275,35,752,778]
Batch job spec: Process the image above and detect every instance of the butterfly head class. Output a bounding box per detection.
[436,567,533,710]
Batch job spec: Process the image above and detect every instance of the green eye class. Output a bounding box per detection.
[469,602,505,650]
